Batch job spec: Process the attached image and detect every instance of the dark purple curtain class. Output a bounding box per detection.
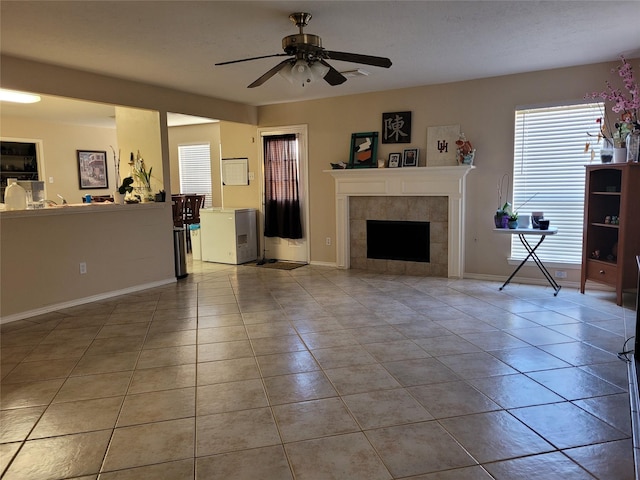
[264,134,303,239]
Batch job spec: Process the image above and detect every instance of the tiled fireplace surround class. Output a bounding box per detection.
[327,166,474,277]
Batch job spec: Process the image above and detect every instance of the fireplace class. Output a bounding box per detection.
[351,196,446,275]
[326,166,474,277]
[367,220,430,263]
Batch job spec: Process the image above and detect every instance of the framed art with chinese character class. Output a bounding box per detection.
[349,132,378,168]
[426,124,460,166]
[402,148,419,167]
[382,111,411,144]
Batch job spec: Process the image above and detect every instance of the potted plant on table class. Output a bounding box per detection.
[494,173,511,228]
[115,176,134,204]
[507,211,519,229]
[131,151,154,202]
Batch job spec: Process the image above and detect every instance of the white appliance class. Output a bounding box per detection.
[200,208,257,264]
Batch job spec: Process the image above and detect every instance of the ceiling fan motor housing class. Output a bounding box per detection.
[283,34,322,56]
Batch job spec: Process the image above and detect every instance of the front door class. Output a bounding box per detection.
[259,125,309,264]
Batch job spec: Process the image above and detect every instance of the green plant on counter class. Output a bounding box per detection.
[132,151,152,190]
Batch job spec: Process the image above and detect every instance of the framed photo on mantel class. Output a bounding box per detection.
[426,124,460,166]
[388,152,401,168]
[402,148,419,167]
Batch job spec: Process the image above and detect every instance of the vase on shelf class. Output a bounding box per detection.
[613,147,627,163]
[134,186,154,203]
[626,131,639,162]
[600,139,614,163]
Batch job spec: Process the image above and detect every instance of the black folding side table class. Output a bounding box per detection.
[494,227,561,296]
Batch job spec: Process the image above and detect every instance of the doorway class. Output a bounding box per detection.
[258,125,309,264]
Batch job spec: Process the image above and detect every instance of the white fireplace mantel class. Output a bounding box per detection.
[325,165,474,277]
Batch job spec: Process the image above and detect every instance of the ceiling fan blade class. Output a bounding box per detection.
[319,60,347,86]
[247,58,293,88]
[215,53,290,66]
[324,50,392,68]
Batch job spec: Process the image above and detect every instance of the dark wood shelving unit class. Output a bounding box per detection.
[0,141,39,202]
[580,163,640,305]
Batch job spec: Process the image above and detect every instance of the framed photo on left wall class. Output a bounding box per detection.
[77,150,109,189]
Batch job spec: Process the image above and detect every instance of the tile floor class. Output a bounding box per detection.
[1,261,638,479]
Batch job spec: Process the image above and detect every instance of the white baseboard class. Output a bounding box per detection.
[1,278,176,324]
[309,260,337,268]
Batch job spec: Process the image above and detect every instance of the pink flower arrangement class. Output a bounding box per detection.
[589,56,638,113]
[586,56,639,137]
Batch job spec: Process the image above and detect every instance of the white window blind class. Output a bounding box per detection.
[178,143,212,207]
[512,102,604,264]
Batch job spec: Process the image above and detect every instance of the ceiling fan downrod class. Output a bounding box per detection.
[289,12,312,31]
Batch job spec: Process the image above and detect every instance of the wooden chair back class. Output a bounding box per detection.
[184,194,205,225]
[171,194,185,228]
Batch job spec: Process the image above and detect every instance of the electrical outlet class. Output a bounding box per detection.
[326,237,331,246]
[555,270,567,279]
[79,262,87,274]
[49,176,54,183]
[248,172,255,181]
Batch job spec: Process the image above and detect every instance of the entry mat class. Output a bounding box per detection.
[247,260,306,270]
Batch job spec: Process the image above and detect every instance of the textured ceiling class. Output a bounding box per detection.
[1,0,639,110]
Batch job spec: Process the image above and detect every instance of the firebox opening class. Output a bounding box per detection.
[367,220,430,262]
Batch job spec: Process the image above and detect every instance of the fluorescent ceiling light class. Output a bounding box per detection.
[0,89,41,103]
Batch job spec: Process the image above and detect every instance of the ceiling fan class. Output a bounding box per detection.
[215,12,392,88]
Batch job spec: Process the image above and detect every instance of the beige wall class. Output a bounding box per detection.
[258,61,623,283]
[219,122,261,210]
[167,121,262,211]
[167,122,222,206]
[1,116,118,202]
[115,106,164,195]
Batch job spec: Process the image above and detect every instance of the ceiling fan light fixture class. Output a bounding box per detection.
[309,62,330,81]
[291,59,311,86]
[280,59,328,87]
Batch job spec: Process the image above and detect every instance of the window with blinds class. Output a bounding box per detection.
[178,143,212,208]
[512,102,604,264]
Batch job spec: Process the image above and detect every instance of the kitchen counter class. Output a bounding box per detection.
[1,199,174,322]
[0,201,164,218]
